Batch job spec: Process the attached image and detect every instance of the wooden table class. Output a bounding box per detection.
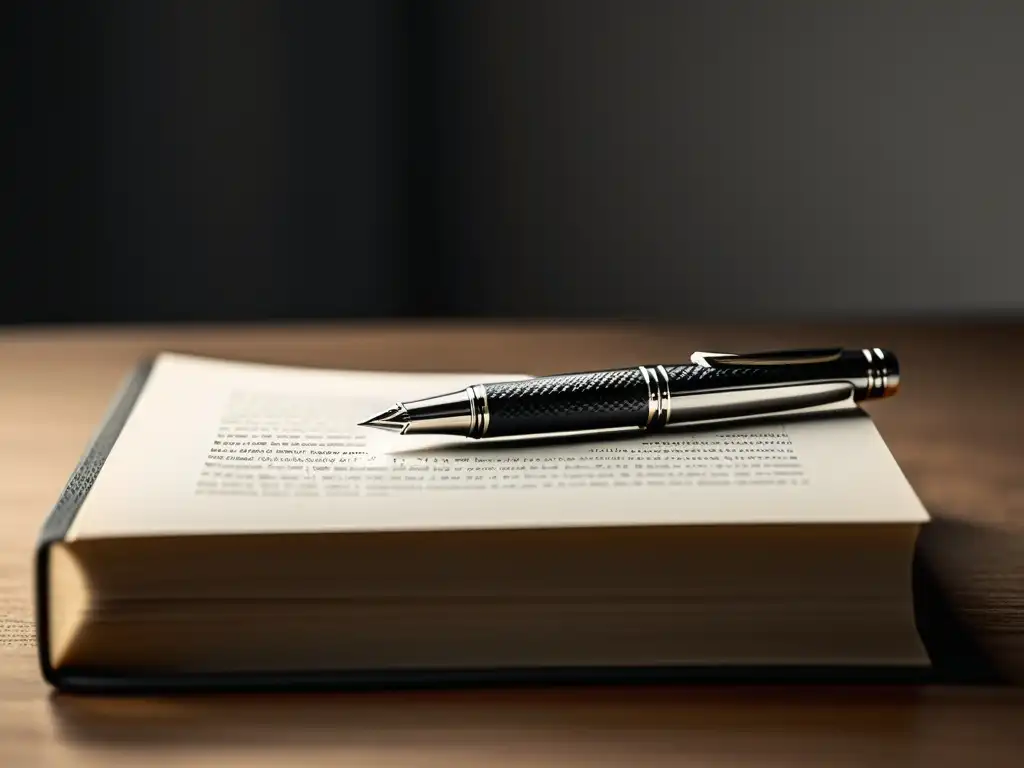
[2,322,1022,766]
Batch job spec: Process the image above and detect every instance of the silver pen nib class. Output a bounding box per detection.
[358,404,410,434]
[358,387,484,438]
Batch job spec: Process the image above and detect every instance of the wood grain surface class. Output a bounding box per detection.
[1,321,1022,766]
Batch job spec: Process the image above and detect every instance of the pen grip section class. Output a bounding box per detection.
[484,369,649,438]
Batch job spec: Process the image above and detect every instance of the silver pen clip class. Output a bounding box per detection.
[690,348,845,368]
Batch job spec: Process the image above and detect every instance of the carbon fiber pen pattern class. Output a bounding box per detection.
[483,369,649,437]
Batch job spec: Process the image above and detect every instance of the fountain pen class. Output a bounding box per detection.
[358,347,900,439]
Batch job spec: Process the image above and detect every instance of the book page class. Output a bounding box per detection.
[69,353,930,539]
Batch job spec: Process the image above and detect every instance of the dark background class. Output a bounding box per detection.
[7,0,1024,324]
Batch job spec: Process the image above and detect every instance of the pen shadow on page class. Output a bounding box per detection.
[387,407,872,455]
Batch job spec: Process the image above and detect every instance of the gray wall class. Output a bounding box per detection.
[8,1,1024,323]
[434,1,1024,319]
[8,0,409,323]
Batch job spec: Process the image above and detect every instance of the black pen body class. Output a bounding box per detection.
[360,348,899,439]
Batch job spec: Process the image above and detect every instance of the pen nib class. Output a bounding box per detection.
[358,404,410,434]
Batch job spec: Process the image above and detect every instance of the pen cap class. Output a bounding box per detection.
[795,347,899,400]
[694,347,899,400]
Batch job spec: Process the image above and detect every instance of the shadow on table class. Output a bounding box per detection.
[913,516,1024,685]
[45,684,951,750]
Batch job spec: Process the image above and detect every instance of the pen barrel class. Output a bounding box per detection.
[480,365,816,439]
[479,350,896,438]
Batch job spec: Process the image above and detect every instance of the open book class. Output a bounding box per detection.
[36,353,931,691]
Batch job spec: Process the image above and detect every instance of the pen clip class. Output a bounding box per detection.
[690,348,845,368]
[690,351,736,367]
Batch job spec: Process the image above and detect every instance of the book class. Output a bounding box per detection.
[36,353,932,692]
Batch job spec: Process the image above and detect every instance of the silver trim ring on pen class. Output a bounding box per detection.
[471,383,490,438]
[656,365,672,426]
[873,347,888,396]
[639,365,671,429]
[465,386,480,437]
[861,347,895,398]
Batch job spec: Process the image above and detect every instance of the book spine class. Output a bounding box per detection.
[35,358,156,688]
